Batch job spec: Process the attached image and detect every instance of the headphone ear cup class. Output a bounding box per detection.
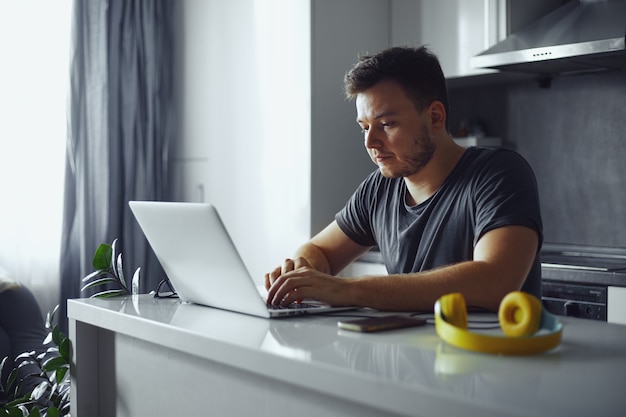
[440,292,468,330]
[498,291,543,337]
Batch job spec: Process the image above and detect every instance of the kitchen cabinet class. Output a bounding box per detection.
[608,286,626,324]
[391,0,503,78]
[390,0,564,82]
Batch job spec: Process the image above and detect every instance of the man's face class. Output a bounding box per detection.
[356,80,435,179]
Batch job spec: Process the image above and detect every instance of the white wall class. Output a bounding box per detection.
[172,0,311,283]
[310,0,390,235]
[173,0,397,280]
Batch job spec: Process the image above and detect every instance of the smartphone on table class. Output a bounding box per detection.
[338,315,426,333]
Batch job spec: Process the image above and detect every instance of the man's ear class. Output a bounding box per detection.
[428,101,447,133]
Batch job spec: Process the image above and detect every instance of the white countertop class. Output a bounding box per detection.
[68,295,626,417]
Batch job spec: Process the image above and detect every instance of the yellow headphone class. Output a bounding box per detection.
[434,291,563,355]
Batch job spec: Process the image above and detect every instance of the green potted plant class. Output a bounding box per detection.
[81,238,140,297]
[0,306,70,417]
[0,238,140,416]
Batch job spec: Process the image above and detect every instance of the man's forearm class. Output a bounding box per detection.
[294,243,332,274]
[347,225,537,311]
[347,260,520,312]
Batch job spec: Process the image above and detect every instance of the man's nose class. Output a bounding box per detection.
[364,129,380,149]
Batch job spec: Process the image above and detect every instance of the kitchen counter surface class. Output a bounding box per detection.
[68,295,626,417]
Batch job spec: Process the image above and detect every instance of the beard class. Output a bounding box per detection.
[379,126,435,178]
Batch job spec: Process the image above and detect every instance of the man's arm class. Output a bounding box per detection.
[347,225,539,311]
[267,224,539,311]
[264,221,371,289]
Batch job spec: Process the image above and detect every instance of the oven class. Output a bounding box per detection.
[541,281,607,321]
[540,244,626,322]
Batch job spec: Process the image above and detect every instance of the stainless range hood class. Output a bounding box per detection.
[471,0,626,75]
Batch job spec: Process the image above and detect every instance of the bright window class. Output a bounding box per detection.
[0,1,72,313]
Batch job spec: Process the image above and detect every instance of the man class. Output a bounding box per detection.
[266,46,542,312]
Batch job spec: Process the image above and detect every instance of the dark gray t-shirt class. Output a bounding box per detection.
[335,147,543,298]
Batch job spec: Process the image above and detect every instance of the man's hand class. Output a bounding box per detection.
[265,257,350,307]
[263,222,370,307]
[264,256,308,290]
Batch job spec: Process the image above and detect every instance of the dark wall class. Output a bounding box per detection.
[449,70,626,249]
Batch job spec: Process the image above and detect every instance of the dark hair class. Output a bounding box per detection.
[344,46,450,130]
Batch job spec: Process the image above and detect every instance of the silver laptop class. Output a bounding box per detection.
[129,201,355,318]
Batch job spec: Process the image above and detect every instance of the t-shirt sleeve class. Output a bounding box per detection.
[335,171,380,247]
[473,149,543,248]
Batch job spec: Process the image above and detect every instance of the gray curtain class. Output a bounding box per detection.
[59,0,174,332]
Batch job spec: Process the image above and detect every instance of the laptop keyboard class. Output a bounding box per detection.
[259,290,323,310]
[266,300,321,310]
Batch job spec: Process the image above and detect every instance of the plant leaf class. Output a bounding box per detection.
[51,326,63,347]
[30,381,50,401]
[92,243,113,270]
[5,368,17,392]
[111,238,118,274]
[60,391,71,409]
[131,267,141,295]
[47,407,60,417]
[15,366,45,381]
[15,351,36,361]
[18,405,32,417]
[91,289,128,298]
[55,366,69,384]
[116,253,128,290]
[36,350,49,361]
[5,395,34,408]
[5,400,33,417]
[43,356,68,373]
[81,269,111,283]
[45,304,60,329]
[43,331,53,346]
[59,338,70,361]
[0,356,7,391]
[80,277,119,292]
[29,406,42,417]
